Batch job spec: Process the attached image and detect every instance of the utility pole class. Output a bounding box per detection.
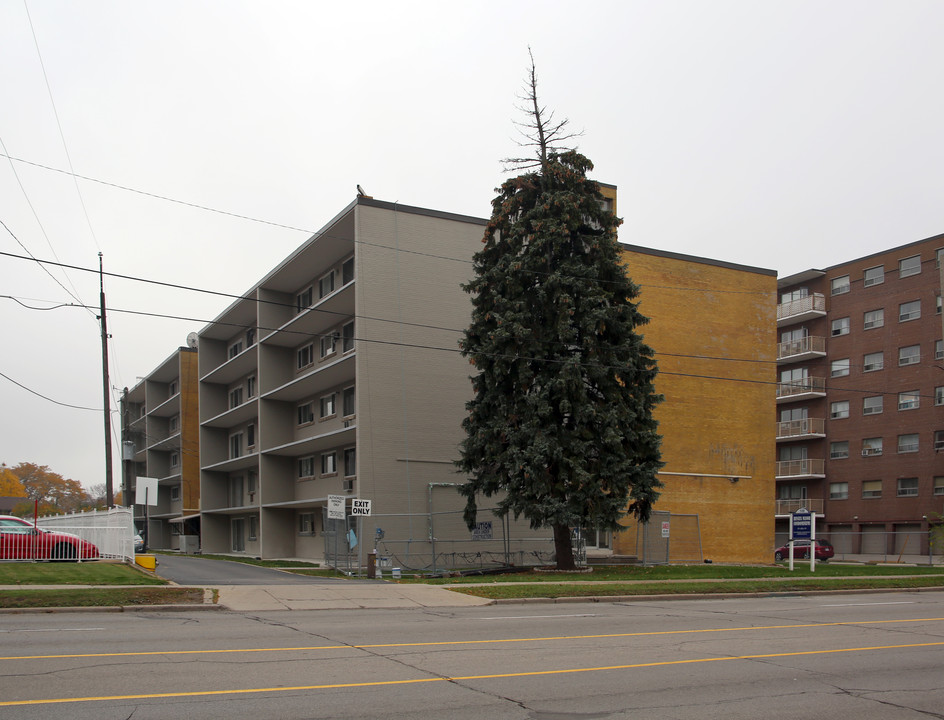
[99,253,114,508]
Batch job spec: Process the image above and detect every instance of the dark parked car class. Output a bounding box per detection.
[0,515,100,561]
[775,538,834,562]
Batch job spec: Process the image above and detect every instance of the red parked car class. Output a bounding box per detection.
[0,515,100,561]
[774,538,834,562]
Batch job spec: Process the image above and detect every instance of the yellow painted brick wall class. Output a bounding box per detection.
[614,249,777,563]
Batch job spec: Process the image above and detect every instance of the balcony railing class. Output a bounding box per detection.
[775,498,824,515]
[777,335,826,362]
[776,376,826,400]
[777,293,826,325]
[776,417,825,439]
[776,458,825,478]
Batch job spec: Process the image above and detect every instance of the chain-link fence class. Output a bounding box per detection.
[616,511,703,565]
[322,507,576,575]
[775,528,943,564]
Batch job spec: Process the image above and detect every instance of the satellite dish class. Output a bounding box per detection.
[186,332,198,349]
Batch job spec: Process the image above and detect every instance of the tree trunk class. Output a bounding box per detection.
[553,523,577,570]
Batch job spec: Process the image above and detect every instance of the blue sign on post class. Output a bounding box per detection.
[792,508,812,540]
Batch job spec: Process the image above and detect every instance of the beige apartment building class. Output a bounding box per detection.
[121,346,200,549]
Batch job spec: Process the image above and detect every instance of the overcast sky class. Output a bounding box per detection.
[2,1,943,493]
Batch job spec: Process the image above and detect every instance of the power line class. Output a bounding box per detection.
[0,370,102,412]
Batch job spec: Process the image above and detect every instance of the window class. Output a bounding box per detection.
[246,423,255,449]
[899,345,921,366]
[229,386,243,409]
[342,321,355,353]
[296,286,313,313]
[898,391,920,410]
[299,513,315,535]
[938,295,943,315]
[899,300,921,322]
[169,414,180,433]
[342,257,354,285]
[170,485,181,501]
[342,386,355,417]
[319,271,335,299]
[168,380,178,396]
[320,393,336,418]
[863,309,884,330]
[320,332,337,359]
[297,402,314,425]
[897,478,919,497]
[229,433,243,459]
[937,340,944,360]
[862,479,882,499]
[863,265,884,287]
[228,340,243,359]
[248,516,258,541]
[830,359,850,377]
[899,254,921,278]
[897,433,919,453]
[297,343,314,370]
[935,430,944,451]
[298,457,315,478]
[246,375,256,398]
[830,275,850,295]
[862,437,883,456]
[831,317,850,337]
[829,441,849,459]
[829,482,849,500]
[229,476,244,507]
[246,327,256,347]
[938,248,944,268]
[170,451,180,469]
[862,396,883,415]
[830,400,849,419]
[937,386,944,406]
[247,471,257,495]
[781,288,809,303]
[321,452,337,475]
[935,477,944,496]
[344,447,356,477]
[863,351,883,372]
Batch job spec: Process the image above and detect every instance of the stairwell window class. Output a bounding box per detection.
[247,375,256,398]
[342,321,355,353]
[830,275,850,295]
[319,271,335,299]
[342,257,354,285]
[170,451,180,469]
[342,386,355,417]
[344,447,356,477]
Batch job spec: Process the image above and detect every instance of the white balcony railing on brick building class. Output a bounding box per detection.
[776,376,826,400]
[775,458,825,478]
[776,417,825,439]
[777,293,826,325]
[775,498,824,515]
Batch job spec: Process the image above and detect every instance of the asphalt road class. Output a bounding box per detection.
[2,590,943,719]
[152,552,366,585]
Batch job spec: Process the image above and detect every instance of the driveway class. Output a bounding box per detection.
[153,553,366,586]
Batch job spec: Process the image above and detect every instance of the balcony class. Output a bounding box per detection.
[777,293,826,327]
[776,458,825,479]
[776,417,825,441]
[775,498,824,516]
[776,376,826,403]
[777,336,826,364]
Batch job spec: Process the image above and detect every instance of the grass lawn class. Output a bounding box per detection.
[0,561,165,586]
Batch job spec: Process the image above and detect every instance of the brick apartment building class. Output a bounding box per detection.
[776,235,944,556]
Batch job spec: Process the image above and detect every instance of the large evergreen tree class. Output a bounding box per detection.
[457,56,663,570]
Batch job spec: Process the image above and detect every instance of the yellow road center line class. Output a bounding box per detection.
[1,616,941,661]
[2,641,943,707]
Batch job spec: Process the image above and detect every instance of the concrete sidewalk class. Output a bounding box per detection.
[214,582,493,611]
